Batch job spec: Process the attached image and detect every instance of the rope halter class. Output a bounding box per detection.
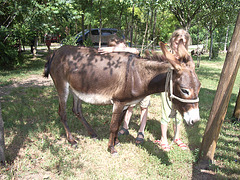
[165,68,199,104]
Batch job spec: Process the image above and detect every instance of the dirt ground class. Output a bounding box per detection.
[0,75,53,98]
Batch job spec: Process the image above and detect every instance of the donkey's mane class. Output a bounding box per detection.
[143,50,167,63]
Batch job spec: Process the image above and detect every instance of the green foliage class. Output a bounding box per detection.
[189,25,208,45]
[0,43,21,69]
[60,35,77,46]
[83,37,94,47]
[164,0,205,30]
[0,0,239,62]
[0,26,24,69]
[156,10,179,43]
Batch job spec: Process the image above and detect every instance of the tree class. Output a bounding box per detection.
[200,0,239,59]
[0,102,5,166]
[233,88,240,121]
[199,11,240,163]
[0,0,33,68]
[140,9,150,55]
[165,0,204,31]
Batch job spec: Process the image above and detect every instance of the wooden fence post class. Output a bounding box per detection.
[0,102,5,166]
[198,11,240,163]
[233,88,240,120]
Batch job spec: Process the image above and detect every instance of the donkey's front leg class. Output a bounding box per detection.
[108,101,125,154]
[114,108,127,146]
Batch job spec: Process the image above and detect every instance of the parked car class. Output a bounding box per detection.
[51,35,59,43]
[44,34,59,43]
[76,28,122,46]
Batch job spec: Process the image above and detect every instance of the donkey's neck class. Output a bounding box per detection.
[134,59,171,95]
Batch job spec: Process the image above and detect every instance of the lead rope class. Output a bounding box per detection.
[164,68,177,148]
[164,68,199,148]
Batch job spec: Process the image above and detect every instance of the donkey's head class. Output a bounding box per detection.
[160,41,201,125]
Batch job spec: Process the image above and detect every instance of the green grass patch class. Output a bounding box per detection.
[0,52,239,179]
[0,51,48,87]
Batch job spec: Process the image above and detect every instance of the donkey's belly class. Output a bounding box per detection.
[71,88,112,105]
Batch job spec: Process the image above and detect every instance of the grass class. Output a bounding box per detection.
[0,52,48,87]
[0,50,239,179]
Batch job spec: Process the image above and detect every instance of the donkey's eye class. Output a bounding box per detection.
[181,88,189,95]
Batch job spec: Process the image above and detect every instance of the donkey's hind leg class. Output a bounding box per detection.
[72,94,98,138]
[57,82,77,145]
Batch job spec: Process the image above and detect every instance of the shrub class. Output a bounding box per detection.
[0,42,22,69]
[211,45,220,59]
[83,38,93,47]
[60,35,76,46]
[0,26,24,69]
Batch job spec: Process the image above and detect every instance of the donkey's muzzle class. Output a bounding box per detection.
[183,108,200,125]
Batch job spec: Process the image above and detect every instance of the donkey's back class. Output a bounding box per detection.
[44,45,141,105]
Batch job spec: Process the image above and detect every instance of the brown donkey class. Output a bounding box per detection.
[44,41,201,154]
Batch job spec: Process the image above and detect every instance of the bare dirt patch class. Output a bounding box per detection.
[0,74,53,97]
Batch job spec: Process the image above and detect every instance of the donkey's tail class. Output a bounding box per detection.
[43,52,55,78]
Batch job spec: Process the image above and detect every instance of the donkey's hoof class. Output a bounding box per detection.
[112,151,118,156]
[108,146,118,155]
[115,142,121,147]
[69,139,77,146]
[91,135,98,140]
[71,143,78,149]
[115,139,120,146]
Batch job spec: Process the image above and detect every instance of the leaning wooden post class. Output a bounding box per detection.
[0,102,5,166]
[233,88,240,120]
[198,11,240,163]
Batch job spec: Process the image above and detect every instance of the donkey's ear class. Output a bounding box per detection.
[159,42,182,71]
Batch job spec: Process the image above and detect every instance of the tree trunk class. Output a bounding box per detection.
[75,20,78,34]
[82,13,85,43]
[141,11,149,55]
[88,24,92,45]
[205,33,208,51]
[0,102,5,166]
[98,0,102,48]
[118,3,124,31]
[89,0,93,43]
[130,4,134,47]
[197,28,200,67]
[33,36,38,56]
[198,12,240,163]
[152,9,157,50]
[224,25,229,53]
[185,22,191,32]
[148,9,153,43]
[233,88,240,120]
[134,23,138,48]
[209,29,213,60]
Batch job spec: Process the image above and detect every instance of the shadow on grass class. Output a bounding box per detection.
[2,68,239,178]
[186,87,239,179]
[118,116,172,166]
[0,51,49,87]
[2,82,173,166]
[2,86,60,163]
